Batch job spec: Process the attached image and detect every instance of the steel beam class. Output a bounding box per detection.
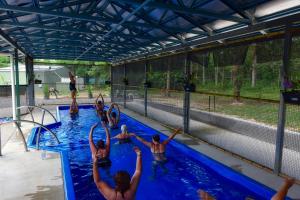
[0,3,204,33]
[76,0,154,60]
[117,12,300,62]
[0,28,26,55]
[111,0,249,24]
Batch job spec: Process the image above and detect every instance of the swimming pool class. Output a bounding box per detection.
[28,105,284,200]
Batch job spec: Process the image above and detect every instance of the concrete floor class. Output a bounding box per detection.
[0,108,64,200]
[1,102,300,199]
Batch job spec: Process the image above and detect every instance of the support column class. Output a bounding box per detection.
[25,55,35,106]
[274,24,292,174]
[183,53,191,134]
[10,54,16,120]
[144,59,148,117]
[14,49,20,121]
[123,64,127,108]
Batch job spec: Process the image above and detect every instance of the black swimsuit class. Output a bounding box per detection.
[69,82,76,91]
[97,156,111,168]
[118,138,131,144]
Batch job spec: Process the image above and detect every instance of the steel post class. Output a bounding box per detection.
[183,53,191,134]
[274,24,292,174]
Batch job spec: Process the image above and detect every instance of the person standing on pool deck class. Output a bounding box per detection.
[112,124,135,144]
[89,123,111,167]
[93,146,142,200]
[133,128,181,177]
[107,103,120,129]
[69,71,77,99]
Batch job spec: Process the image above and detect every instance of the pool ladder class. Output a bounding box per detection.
[0,106,60,156]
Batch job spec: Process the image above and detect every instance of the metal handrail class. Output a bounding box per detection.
[16,106,58,124]
[14,119,60,150]
[0,119,60,155]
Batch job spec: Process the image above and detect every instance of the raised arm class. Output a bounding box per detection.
[89,123,98,155]
[106,104,113,120]
[134,135,151,148]
[69,71,73,79]
[103,125,111,155]
[130,147,142,194]
[93,157,114,199]
[115,103,120,123]
[162,128,181,145]
[95,93,104,105]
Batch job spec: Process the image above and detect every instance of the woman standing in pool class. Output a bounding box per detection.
[112,124,135,144]
[93,146,142,200]
[89,123,111,167]
[134,128,181,177]
[69,71,77,99]
[95,92,105,116]
[107,103,120,129]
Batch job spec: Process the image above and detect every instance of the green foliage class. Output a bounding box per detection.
[0,56,9,68]
[87,85,93,93]
[43,84,49,98]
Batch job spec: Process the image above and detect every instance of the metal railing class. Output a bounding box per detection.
[0,105,60,155]
[16,105,58,124]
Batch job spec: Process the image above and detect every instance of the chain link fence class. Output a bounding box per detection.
[111,35,300,180]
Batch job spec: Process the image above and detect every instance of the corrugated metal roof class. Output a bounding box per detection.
[0,0,299,62]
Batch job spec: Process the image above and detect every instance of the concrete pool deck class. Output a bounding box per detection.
[0,102,299,199]
[0,108,64,200]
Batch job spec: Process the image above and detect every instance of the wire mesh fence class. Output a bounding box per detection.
[34,83,110,106]
[109,34,300,180]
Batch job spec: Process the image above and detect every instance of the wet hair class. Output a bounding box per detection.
[97,100,103,105]
[114,171,131,198]
[97,140,105,149]
[152,134,160,142]
[111,112,117,118]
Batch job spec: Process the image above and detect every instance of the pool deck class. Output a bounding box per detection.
[0,107,64,200]
[0,102,300,199]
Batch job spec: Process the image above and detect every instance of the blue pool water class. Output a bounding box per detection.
[31,106,279,200]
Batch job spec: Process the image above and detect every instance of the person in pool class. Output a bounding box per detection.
[69,71,77,99]
[93,146,142,200]
[89,123,111,168]
[134,128,181,177]
[95,92,105,116]
[69,98,78,114]
[112,124,135,144]
[107,103,120,129]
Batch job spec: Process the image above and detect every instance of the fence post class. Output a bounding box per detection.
[110,64,114,103]
[208,96,211,112]
[274,24,292,174]
[123,64,127,108]
[25,55,35,106]
[144,59,148,117]
[183,53,191,134]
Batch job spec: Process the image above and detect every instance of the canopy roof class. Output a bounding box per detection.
[0,0,299,62]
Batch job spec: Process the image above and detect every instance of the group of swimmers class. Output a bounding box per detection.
[68,71,296,200]
[89,94,181,200]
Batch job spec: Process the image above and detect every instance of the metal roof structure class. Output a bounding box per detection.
[0,0,300,62]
